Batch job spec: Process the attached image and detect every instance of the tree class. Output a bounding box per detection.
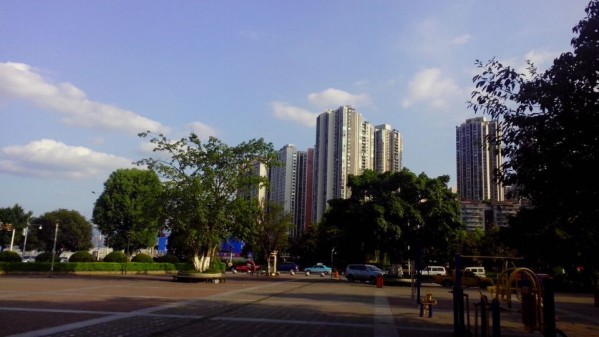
[0,204,33,252]
[92,168,164,255]
[32,209,93,255]
[136,132,279,271]
[245,201,294,269]
[319,169,463,267]
[468,0,599,274]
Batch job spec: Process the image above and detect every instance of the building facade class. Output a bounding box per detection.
[313,106,374,224]
[374,124,403,173]
[456,117,504,203]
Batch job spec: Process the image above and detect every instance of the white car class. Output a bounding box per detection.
[420,266,447,276]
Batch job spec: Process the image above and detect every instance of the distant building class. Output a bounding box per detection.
[456,117,504,202]
[268,144,314,238]
[313,106,374,224]
[374,124,403,173]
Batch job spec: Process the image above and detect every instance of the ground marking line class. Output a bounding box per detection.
[6,278,299,337]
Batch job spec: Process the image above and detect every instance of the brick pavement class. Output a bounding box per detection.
[0,273,597,337]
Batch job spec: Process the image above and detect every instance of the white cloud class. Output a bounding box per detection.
[0,139,134,178]
[0,62,168,135]
[524,50,558,69]
[271,102,318,127]
[186,121,218,139]
[401,68,461,109]
[450,34,471,45]
[307,88,372,108]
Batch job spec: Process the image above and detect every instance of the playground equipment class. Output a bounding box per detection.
[452,255,563,337]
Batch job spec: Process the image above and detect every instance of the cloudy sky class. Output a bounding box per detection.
[0,0,590,220]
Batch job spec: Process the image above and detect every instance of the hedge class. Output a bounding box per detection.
[0,262,194,273]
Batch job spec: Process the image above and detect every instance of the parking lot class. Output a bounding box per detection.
[0,273,597,337]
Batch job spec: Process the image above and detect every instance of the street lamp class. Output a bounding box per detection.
[50,222,59,273]
[22,221,42,257]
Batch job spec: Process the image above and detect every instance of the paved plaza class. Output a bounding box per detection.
[0,273,597,337]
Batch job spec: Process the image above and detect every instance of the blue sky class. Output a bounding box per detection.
[0,0,590,220]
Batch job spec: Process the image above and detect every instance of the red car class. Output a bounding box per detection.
[231,261,260,273]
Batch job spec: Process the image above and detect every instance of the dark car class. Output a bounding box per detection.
[277,262,299,272]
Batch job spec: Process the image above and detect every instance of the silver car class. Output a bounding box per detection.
[345,264,385,283]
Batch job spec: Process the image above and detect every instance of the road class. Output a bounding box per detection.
[0,273,596,337]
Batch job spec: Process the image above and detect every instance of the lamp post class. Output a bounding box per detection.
[22,221,42,257]
[50,222,59,273]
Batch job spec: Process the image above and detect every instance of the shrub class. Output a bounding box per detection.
[154,254,179,264]
[206,259,226,273]
[35,252,57,262]
[131,253,153,263]
[69,251,94,262]
[103,251,128,263]
[0,250,21,262]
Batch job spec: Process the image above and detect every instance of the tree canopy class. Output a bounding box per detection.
[92,168,164,254]
[0,204,32,251]
[136,132,279,271]
[468,0,599,274]
[31,209,93,255]
[318,169,463,269]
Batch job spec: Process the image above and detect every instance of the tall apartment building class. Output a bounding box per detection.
[313,106,374,224]
[268,145,314,237]
[374,124,403,173]
[456,117,504,202]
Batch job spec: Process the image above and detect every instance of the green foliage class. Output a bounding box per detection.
[243,201,293,262]
[154,254,179,263]
[136,132,279,271]
[0,261,192,273]
[0,250,21,262]
[35,252,56,262]
[103,251,128,262]
[92,168,164,254]
[131,253,154,263]
[33,209,93,255]
[468,0,599,275]
[69,251,94,262]
[319,169,463,267]
[206,259,226,273]
[0,204,33,251]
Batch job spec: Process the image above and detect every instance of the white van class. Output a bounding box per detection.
[420,266,447,276]
[465,266,486,276]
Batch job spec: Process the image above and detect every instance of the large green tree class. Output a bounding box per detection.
[319,169,463,268]
[92,168,164,255]
[245,200,294,269]
[136,132,278,271]
[32,209,93,255]
[468,0,599,274]
[0,204,32,252]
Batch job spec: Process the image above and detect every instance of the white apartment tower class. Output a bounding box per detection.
[313,106,374,224]
[269,145,313,237]
[374,124,403,173]
[456,117,504,202]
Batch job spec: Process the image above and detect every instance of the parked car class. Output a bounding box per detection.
[345,264,386,283]
[277,262,300,272]
[22,255,35,263]
[420,266,447,276]
[304,263,332,275]
[465,266,486,277]
[231,262,260,273]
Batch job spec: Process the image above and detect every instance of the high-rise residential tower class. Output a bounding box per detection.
[374,124,403,173]
[313,106,374,224]
[268,145,314,237]
[456,117,504,202]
